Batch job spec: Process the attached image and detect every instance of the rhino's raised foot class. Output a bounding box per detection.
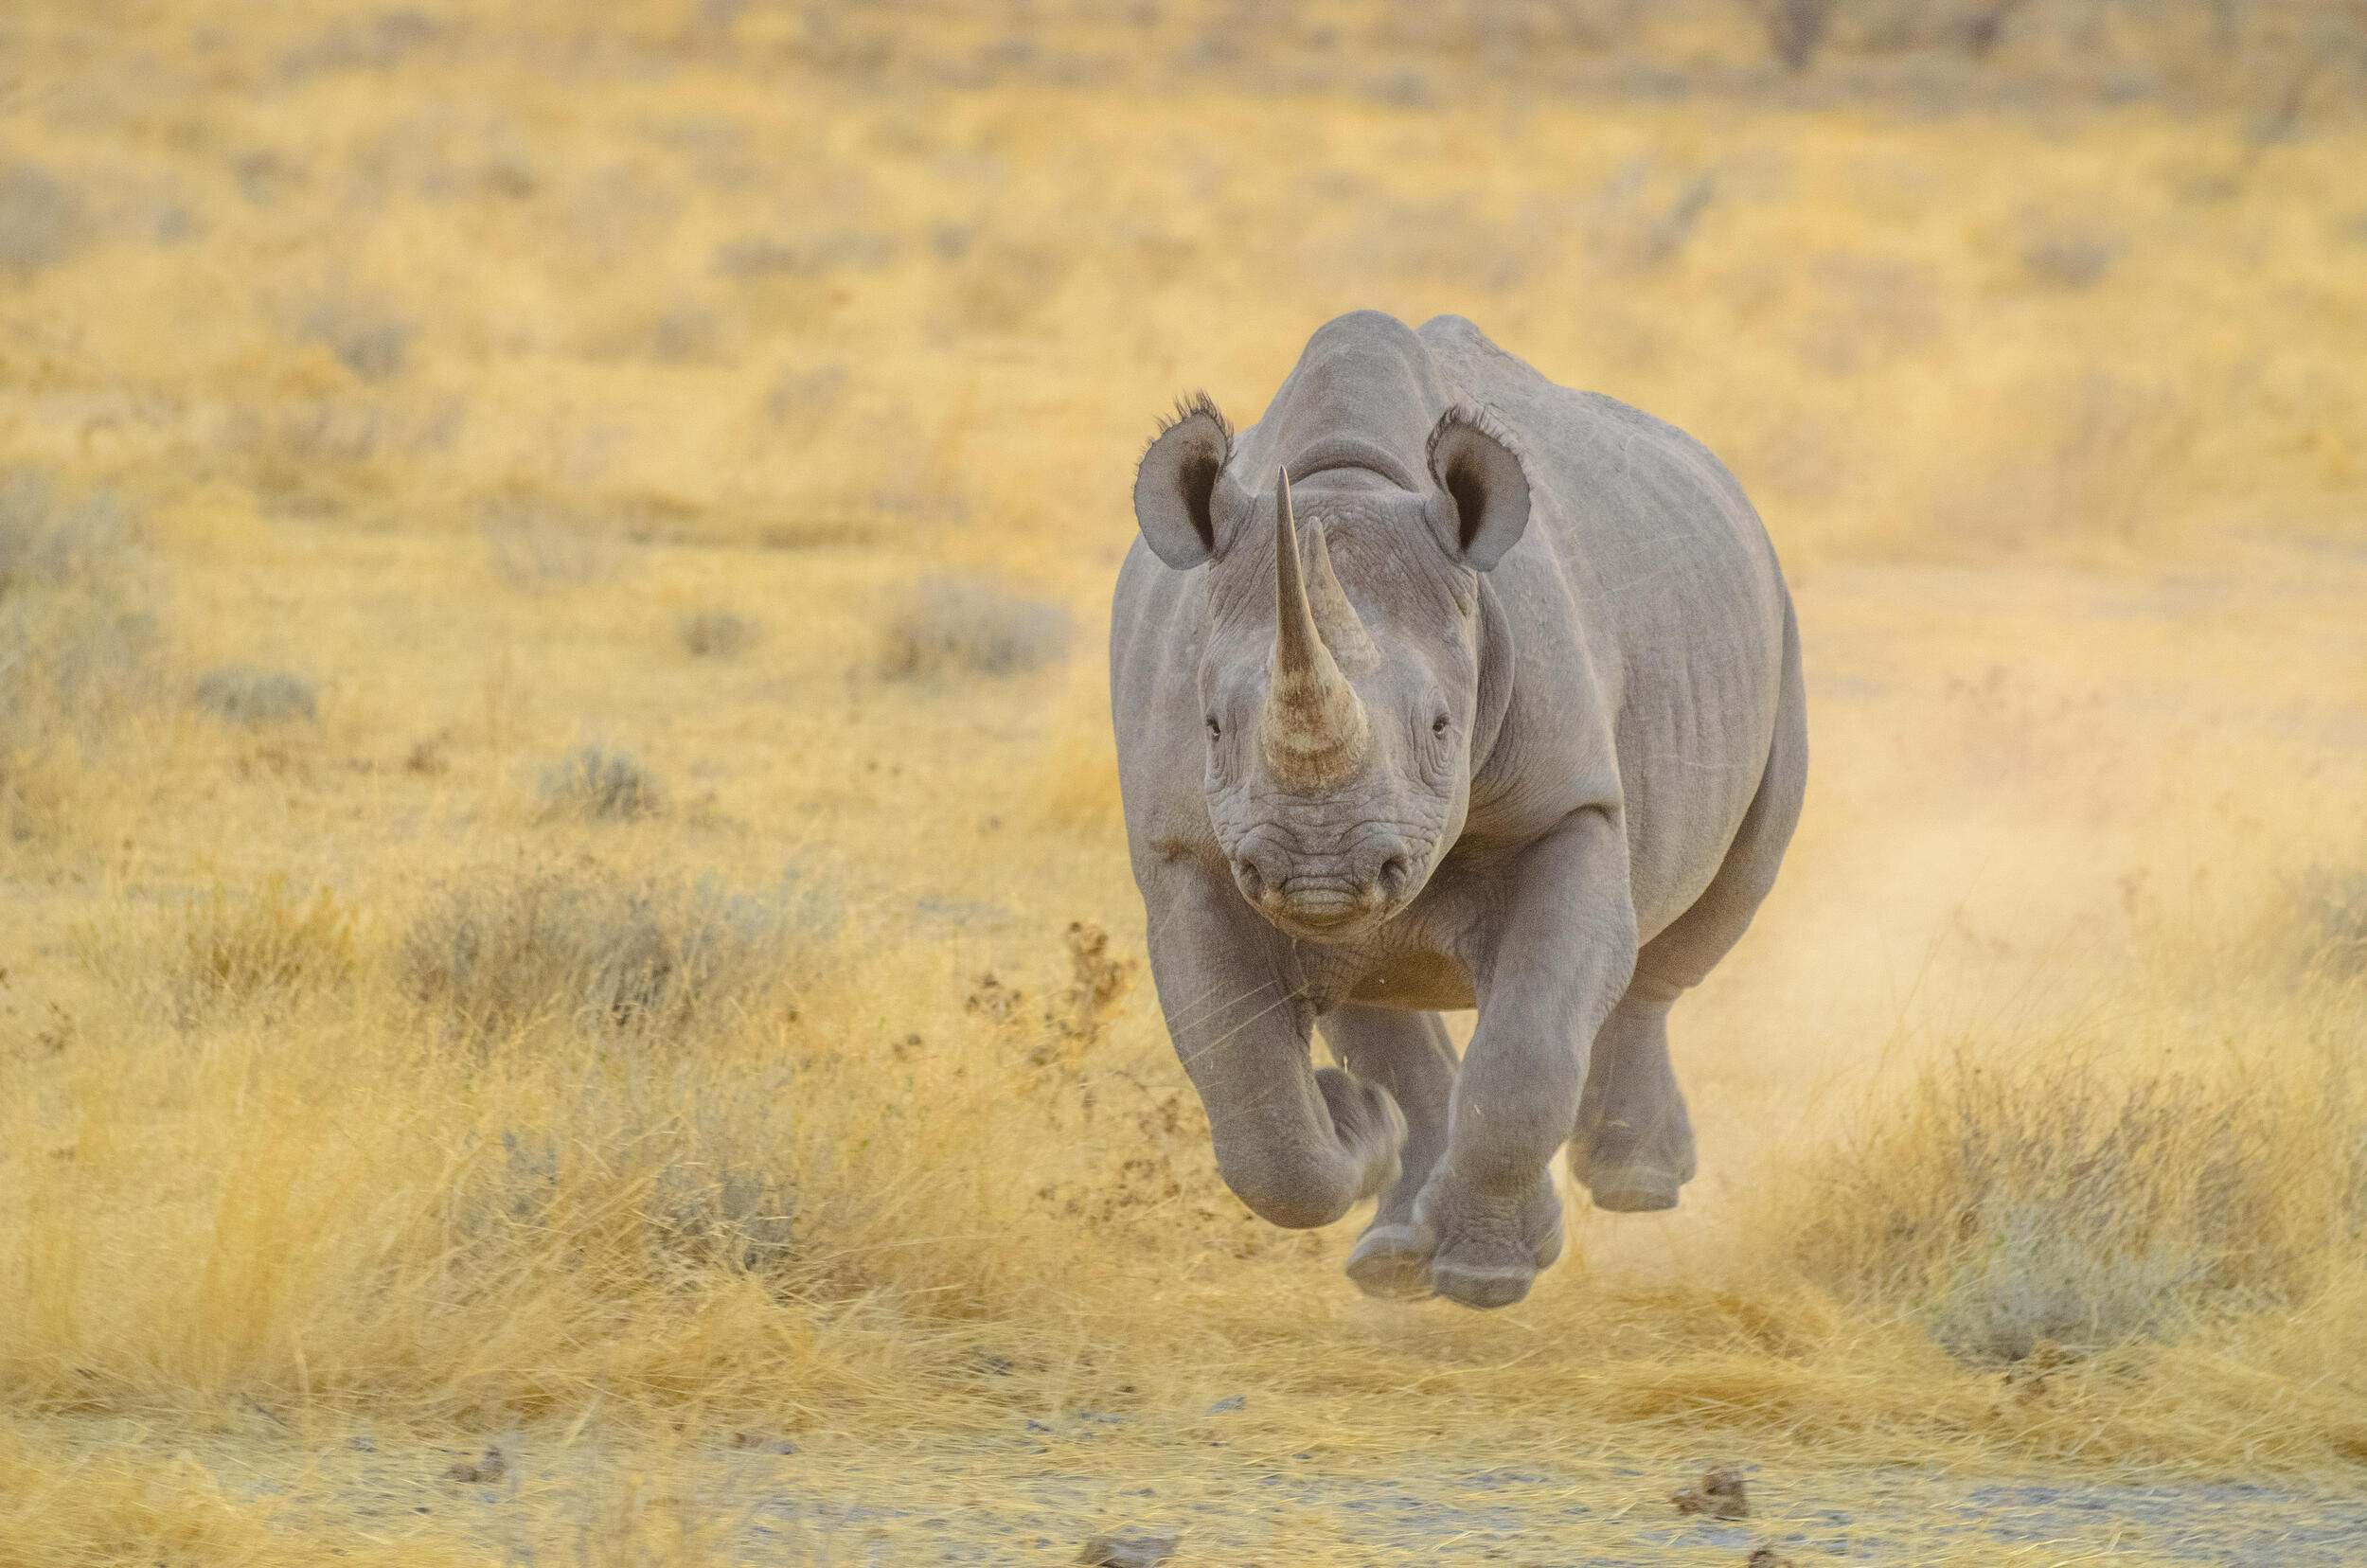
[1572,1107,1695,1215]
[1344,1222,1434,1301]
[1585,1163,1683,1213]
[1314,1066,1408,1206]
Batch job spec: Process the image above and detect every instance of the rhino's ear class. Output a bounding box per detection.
[1424,406,1530,572]
[1134,393,1247,568]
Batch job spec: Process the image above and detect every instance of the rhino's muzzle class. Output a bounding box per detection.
[1231,846,1414,935]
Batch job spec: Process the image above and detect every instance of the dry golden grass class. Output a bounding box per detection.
[3,0,2366,1560]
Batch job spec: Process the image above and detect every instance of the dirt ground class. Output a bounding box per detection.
[56,1417,2367,1565]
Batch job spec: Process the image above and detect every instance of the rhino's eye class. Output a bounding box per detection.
[1432,713,1451,737]
[1206,715,1222,742]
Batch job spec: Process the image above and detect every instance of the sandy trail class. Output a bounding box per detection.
[135,1422,2367,1565]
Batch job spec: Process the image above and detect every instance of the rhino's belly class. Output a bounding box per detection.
[1347,950,1476,1011]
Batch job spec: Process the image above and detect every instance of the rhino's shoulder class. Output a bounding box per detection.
[1416,313,1547,394]
[1420,315,1741,495]
[1420,315,1680,437]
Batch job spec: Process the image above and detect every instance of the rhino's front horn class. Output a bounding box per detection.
[1261,468,1370,790]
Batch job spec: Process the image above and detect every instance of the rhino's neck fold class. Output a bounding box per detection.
[1467,571,1518,797]
[1231,312,1450,501]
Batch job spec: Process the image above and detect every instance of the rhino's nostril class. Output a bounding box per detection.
[1377,856,1410,900]
[1235,860,1267,903]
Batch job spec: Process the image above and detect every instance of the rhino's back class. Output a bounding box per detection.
[1417,314,1793,938]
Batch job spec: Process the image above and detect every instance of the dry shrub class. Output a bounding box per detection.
[0,471,134,596]
[881,574,1070,680]
[539,744,666,821]
[763,363,848,430]
[2019,223,2123,289]
[1782,1038,2366,1363]
[713,231,896,279]
[1741,0,1834,72]
[0,471,158,813]
[1584,159,1721,271]
[276,9,452,81]
[0,982,888,1427]
[192,665,318,726]
[2287,864,2367,978]
[175,878,358,1016]
[26,897,1074,1423]
[678,608,758,658]
[399,867,795,1042]
[0,164,86,274]
[485,1111,800,1282]
[482,505,622,589]
[0,476,150,676]
[290,288,417,381]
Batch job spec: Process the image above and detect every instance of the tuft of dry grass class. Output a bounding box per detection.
[0,476,149,683]
[192,665,319,726]
[539,744,666,822]
[0,470,157,823]
[677,608,758,659]
[483,506,623,590]
[0,470,135,597]
[397,866,796,1043]
[0,163,85,274]
[289,287,417,382]
[2288,864,2367,977]
[881,574,1071,681]
[2020,222,2124,289]
[173,878,359,1017]
[1779,1025,2366,1363]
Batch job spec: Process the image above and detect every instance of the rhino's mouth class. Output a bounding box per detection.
[1270,883,1369,930]
[1237,863,1419,941]
[1264,901,1386,941]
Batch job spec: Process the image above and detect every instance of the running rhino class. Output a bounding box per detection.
[1110,311,1806,1309]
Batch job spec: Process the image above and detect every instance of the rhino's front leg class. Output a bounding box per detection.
[1415,810,1637,1309]
[1326,1006,1460,1300]
[1142,862,1406,1230]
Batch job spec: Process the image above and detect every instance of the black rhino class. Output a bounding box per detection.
[1111,311,1806,1309]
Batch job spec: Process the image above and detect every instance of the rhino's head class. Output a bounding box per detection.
[1133,395,1530,940]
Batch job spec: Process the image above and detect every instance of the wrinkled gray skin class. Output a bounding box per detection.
[1111,312,1806,1310]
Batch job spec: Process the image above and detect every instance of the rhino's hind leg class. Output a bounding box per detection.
[1573,984,1694,1213]
[1575,608,1807,1212]
[1323,1005,1459,1300]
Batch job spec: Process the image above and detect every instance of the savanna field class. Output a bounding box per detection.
[4,2,2366,1561]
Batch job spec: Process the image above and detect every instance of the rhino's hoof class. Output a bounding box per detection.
[1409,1167,1565,1310]
[1586,1165,1682,1213]
[1430,1256,1538,1310]
[1344,1223,1434,1301]
[1427,1207,1562,1310]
